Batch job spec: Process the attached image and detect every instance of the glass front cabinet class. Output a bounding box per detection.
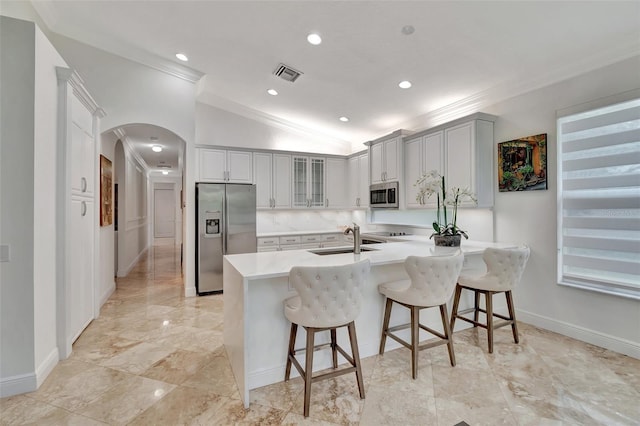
[293,156,325,208]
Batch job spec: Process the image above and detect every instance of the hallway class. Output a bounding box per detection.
[1,244,639,425]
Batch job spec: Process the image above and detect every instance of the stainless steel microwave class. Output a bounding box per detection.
[370,182,399,209]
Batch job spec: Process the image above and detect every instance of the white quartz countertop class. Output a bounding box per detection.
[257,230,346,237]
[225,237,516,280]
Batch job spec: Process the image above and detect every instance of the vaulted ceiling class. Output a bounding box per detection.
[26,0,640,171]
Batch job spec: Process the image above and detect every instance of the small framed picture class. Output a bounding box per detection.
[498,133,547,192]
[100,155,113,226]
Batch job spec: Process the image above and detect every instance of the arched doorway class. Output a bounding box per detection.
[103,124,186,279]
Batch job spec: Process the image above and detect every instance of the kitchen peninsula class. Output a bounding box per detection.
[223,237,515,407]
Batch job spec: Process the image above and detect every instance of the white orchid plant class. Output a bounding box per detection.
[414,170,477,239]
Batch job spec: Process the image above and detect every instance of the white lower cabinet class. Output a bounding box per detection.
[257,233,345,251]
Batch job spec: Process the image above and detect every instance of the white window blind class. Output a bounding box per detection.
[557,98,640,299]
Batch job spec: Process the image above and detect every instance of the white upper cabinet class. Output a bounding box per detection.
[368,131,408,184]
[404,131,444,208]
[348,152,369,208]
[445,119,494,208]
[370,143,384,184]
[198,148,252,183]
[325,157,348,209]
[293,156,325,208]
[253,152,273,209]
[253,152,291,209]
[404,114,495,209]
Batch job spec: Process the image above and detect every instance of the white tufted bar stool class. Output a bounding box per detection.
[284,259,370,418]
[378,252,464,379]
[450,246,530,354]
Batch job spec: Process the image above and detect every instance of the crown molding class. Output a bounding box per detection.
[31,1,204,84]
[115,129,151,175]
[56,66,105,118]
[197,91,351,152]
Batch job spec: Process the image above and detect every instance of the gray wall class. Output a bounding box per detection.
[487,56,640,356]
[0,16,36,381]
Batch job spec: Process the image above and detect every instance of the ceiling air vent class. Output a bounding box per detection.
[273,63,303,82]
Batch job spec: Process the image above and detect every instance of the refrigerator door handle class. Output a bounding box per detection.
[222,199,227,255]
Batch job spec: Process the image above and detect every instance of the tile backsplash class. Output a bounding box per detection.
[257,208,494,241]
[257,210,369,234]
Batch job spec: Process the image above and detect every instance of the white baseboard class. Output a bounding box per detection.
[100,280,116,308]
[0,372,37,398]
[184,285,196,297]
[35,348,59,388]
[517,309,640,359]
[118,246,148,277]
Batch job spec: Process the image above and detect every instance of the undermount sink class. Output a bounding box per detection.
[309,247,378,256]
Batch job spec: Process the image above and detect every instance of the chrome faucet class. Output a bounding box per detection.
[344,223,361,254]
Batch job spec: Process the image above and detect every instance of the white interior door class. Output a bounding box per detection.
[154,188,175,238]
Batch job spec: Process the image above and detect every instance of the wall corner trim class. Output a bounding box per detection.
[35,348,59,388]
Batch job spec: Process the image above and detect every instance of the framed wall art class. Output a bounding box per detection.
[100,154,113,226]
[498,133,547,192]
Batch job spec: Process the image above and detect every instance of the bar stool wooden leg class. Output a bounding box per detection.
[505,290,519,344]
[411,306,419,379]
[285,323,297,381]
[347,321,365,399]
[440,304,456,367]
[330,329,338,368]
[379,298,393,354]
[450,285,462,331]
[303,328,316,417]
[474,291,480,326]
[486,292,494,354]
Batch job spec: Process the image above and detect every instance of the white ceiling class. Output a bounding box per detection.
[117,124,183,176]
[29,0,640,169]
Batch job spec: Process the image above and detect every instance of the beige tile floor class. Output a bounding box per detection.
[2,244,639,425]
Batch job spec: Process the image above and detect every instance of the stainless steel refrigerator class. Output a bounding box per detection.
[196,183,257,295]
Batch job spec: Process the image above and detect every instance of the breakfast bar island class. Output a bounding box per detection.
[222,237,516,407]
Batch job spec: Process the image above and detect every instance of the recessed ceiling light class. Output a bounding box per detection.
[175,53,188,62]
[162,170,169,175]
[307,33,322,45]
[339,116,349,122]
[267,89,278,96]
[152,145,162,152]
[401,25,415,35]
[399,80,412,89]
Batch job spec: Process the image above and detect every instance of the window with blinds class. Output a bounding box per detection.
[557,98,640,299]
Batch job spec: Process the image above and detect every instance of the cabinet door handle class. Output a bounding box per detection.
[325,198,329,208]
[81,201,87,217]
[357,197,360,207]
[81,177,87,192]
